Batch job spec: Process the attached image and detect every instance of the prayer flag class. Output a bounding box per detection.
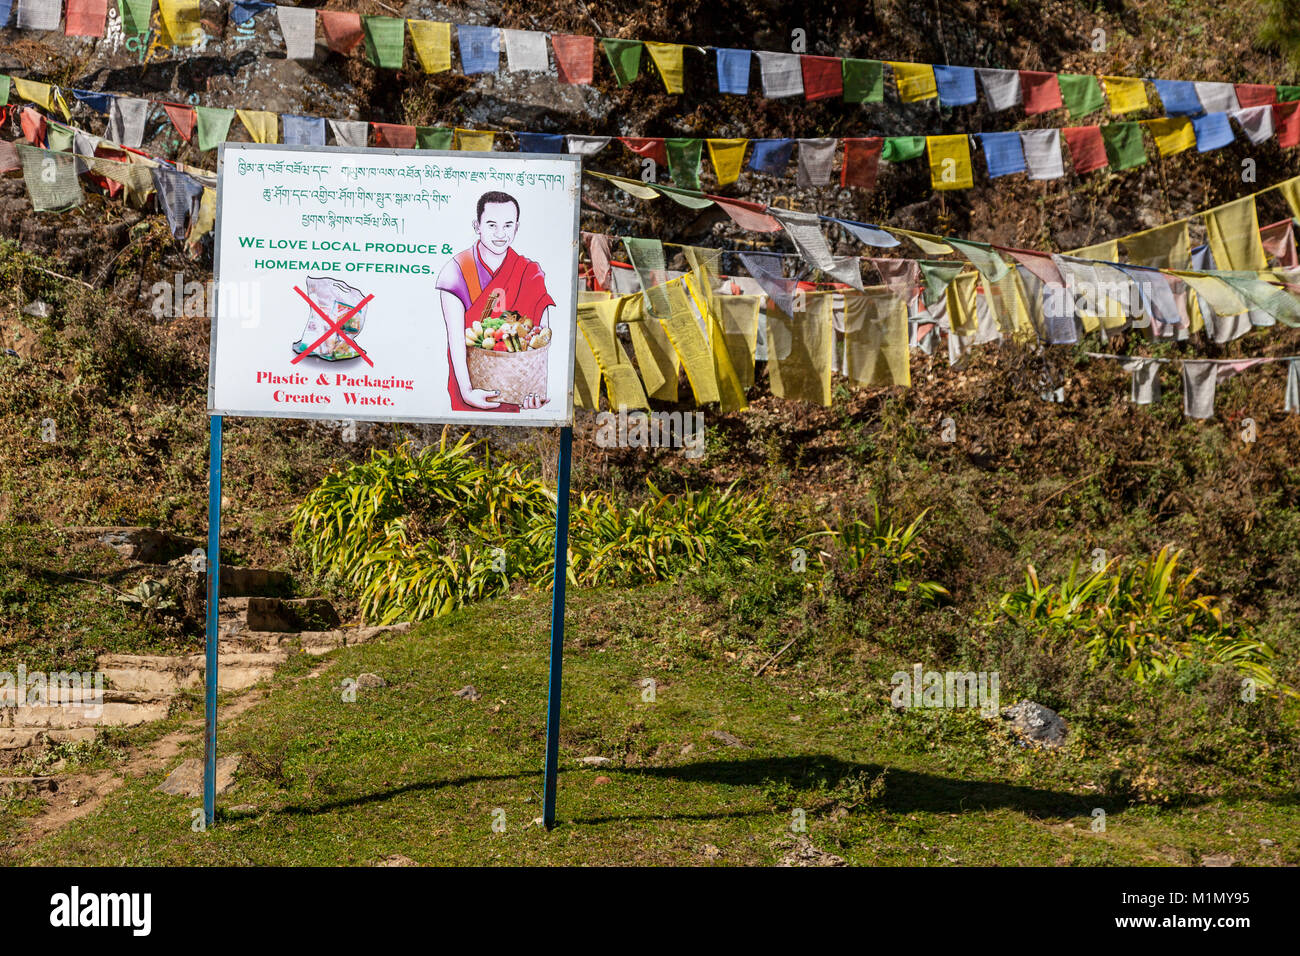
[407,20,450,72]
[927,134,973,190]
[552,34,594,84]
[715,48,751,94]
[801,55,843,101]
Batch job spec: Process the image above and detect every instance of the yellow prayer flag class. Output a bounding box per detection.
[706,139,748,186]
[619,293,679,401]
[1103,76,1148,114]
[644,42,685,94]
[573,326,604,410]
[1143,117,1195,156]
[1069,239,1119,261]
[983,269,1036,337]
[407,20,452,74]
[1276,175,1300,221]
[236,110,279,144]
[187,186,217,248]
[1176,273,1250,316]
[578,299,650,411]
[927,134,973,191]
[890,62,937,102]
[455,129,495,152]
[766,292,834,406]
[1204,195,1268,272]
[12,78,55,112]
[946,272,980,337]
[683,274,745,412]
[842,288,910,387]
[158,0,202,48]
[1120,221,1190,269]
[716,295,761,389]
[659,278,720,405]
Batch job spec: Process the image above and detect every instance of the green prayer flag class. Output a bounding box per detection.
[416,126,454,150]
[1217,273,1300,326]
[1057,74,1105,118]
[195,107,235,152]
[656,182,714,209]
[47,125,75,153]
[363,16,406,69]
[1101,122,1147,171]
[917,260,966,306]
[601,38,643,87]
[842,59,884,103]
[0,76,10,107]
[881,137,925,162]
[18,145,83,212]
[1279,85,1300,102]
[119,0,151,35]
[665,138,702,191]
[947,238,1010,283]
[623,236,671,318]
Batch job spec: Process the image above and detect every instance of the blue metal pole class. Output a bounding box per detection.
[203,415,223,828]
[542,425,573,829]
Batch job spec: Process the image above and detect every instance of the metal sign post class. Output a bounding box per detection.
[542,425,573,829]
[203,415,222,828]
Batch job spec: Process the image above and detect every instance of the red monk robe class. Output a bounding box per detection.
[437,243,555,411]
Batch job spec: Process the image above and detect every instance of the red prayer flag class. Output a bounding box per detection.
[1273,101,1300,147]
[841,137,883,189]
[20,108,47,149]
[1063,125,1108,174]
[551,34,595,85]
[162,103,196,142]
[706,195,782,232]
[620,137,667,166]
[319,11,364,54]
[1260,218,1299,268]
[1235,84,1277,108]
[372,123,417,148]
[800,55,843,101]
[0,141,19,174]
[65,0,108,37]
[1020,70,1063,114]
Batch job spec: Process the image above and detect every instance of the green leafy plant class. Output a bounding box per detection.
[799,506,950,605]
[996,546,1293,694]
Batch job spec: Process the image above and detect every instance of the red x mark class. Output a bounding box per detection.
[291,287,375,367]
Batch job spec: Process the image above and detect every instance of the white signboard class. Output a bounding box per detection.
[209,143,581,426]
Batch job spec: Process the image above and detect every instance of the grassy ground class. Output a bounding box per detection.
[12,584,1297,867]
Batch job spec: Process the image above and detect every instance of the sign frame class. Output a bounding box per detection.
[208,142,582,429]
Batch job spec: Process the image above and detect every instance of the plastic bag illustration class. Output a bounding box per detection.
[292,276,370,361]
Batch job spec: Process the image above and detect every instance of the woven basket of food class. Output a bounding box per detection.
[464,306,552,406]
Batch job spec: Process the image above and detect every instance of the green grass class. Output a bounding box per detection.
[11,585,1298,867]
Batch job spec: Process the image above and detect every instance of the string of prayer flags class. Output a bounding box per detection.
[458,24,500,74]
[978,131,1027,178]
[1104,76,1148,113]
[934,65,977,107]
[406,19,450,72]
[65,0,107,37]
[18,145,83,212]
[196,107,235,151]
[1144,116,1195,155]
[706,138,747,185]
[927,134,973,190]
[766,294,834,405]
[796,138,837,187]
[157,0,201,48]
[1058,73,1105,118]
[163,103,197,143]
[716,48,752,94]
[1192,112,1235,151]
[363,16,406,70]
[372,122,416,149]
[645,42,686,94]
[503,29,549,73]
[1021,71,1063,114]
[236,109,279,144]
[320,11,365,55]
[552,35,595,85]
[891,62,937,102]
[277,5,317,61]
[801,55,843,101]
[1101,121,1147,169]
[842,58,884,103]
[665,138,702,190]
[841,138,883,189]
[755,52,803,98]
[282,114,325,146]
[602,39,643,87]
[1064,125,1108,173]
[17,0,60,31]
[843,288,911,387]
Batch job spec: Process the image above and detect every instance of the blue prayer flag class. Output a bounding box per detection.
[519,133,565,154]
[229,1,274,25]
[716,49,752,95]
[978,131,1027,178]
[747,138,795,175]
[934,65,977,107]
[1153,79,1203,116]
[1192,112,1234,152]
[458,24,501,75]
[282,114,326,146]
[71,89,115,114]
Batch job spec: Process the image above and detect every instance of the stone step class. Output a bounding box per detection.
[96,651,288,694]
[67,526,200,564]
[2,699,170,729]
[218,596,339,632]
[0,727,96,751]
[300,622,412,655]
[0,687,171,707]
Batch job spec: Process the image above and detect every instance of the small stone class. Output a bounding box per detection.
[680,743,694,756]
[777,835,847,867]
[708,730,746,748]
[357,673,386,688]
[1000,700,1068,749]
[454,685,481,701]
[377,854,418,867]
[594,775,611,785]
[1260,838,1277,847]
[157,756,240,797]
[1201,854,1235,867]
[578,756,611,766]
[702,844,721,859]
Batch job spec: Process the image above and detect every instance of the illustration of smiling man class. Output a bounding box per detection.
[436,190,555,411]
